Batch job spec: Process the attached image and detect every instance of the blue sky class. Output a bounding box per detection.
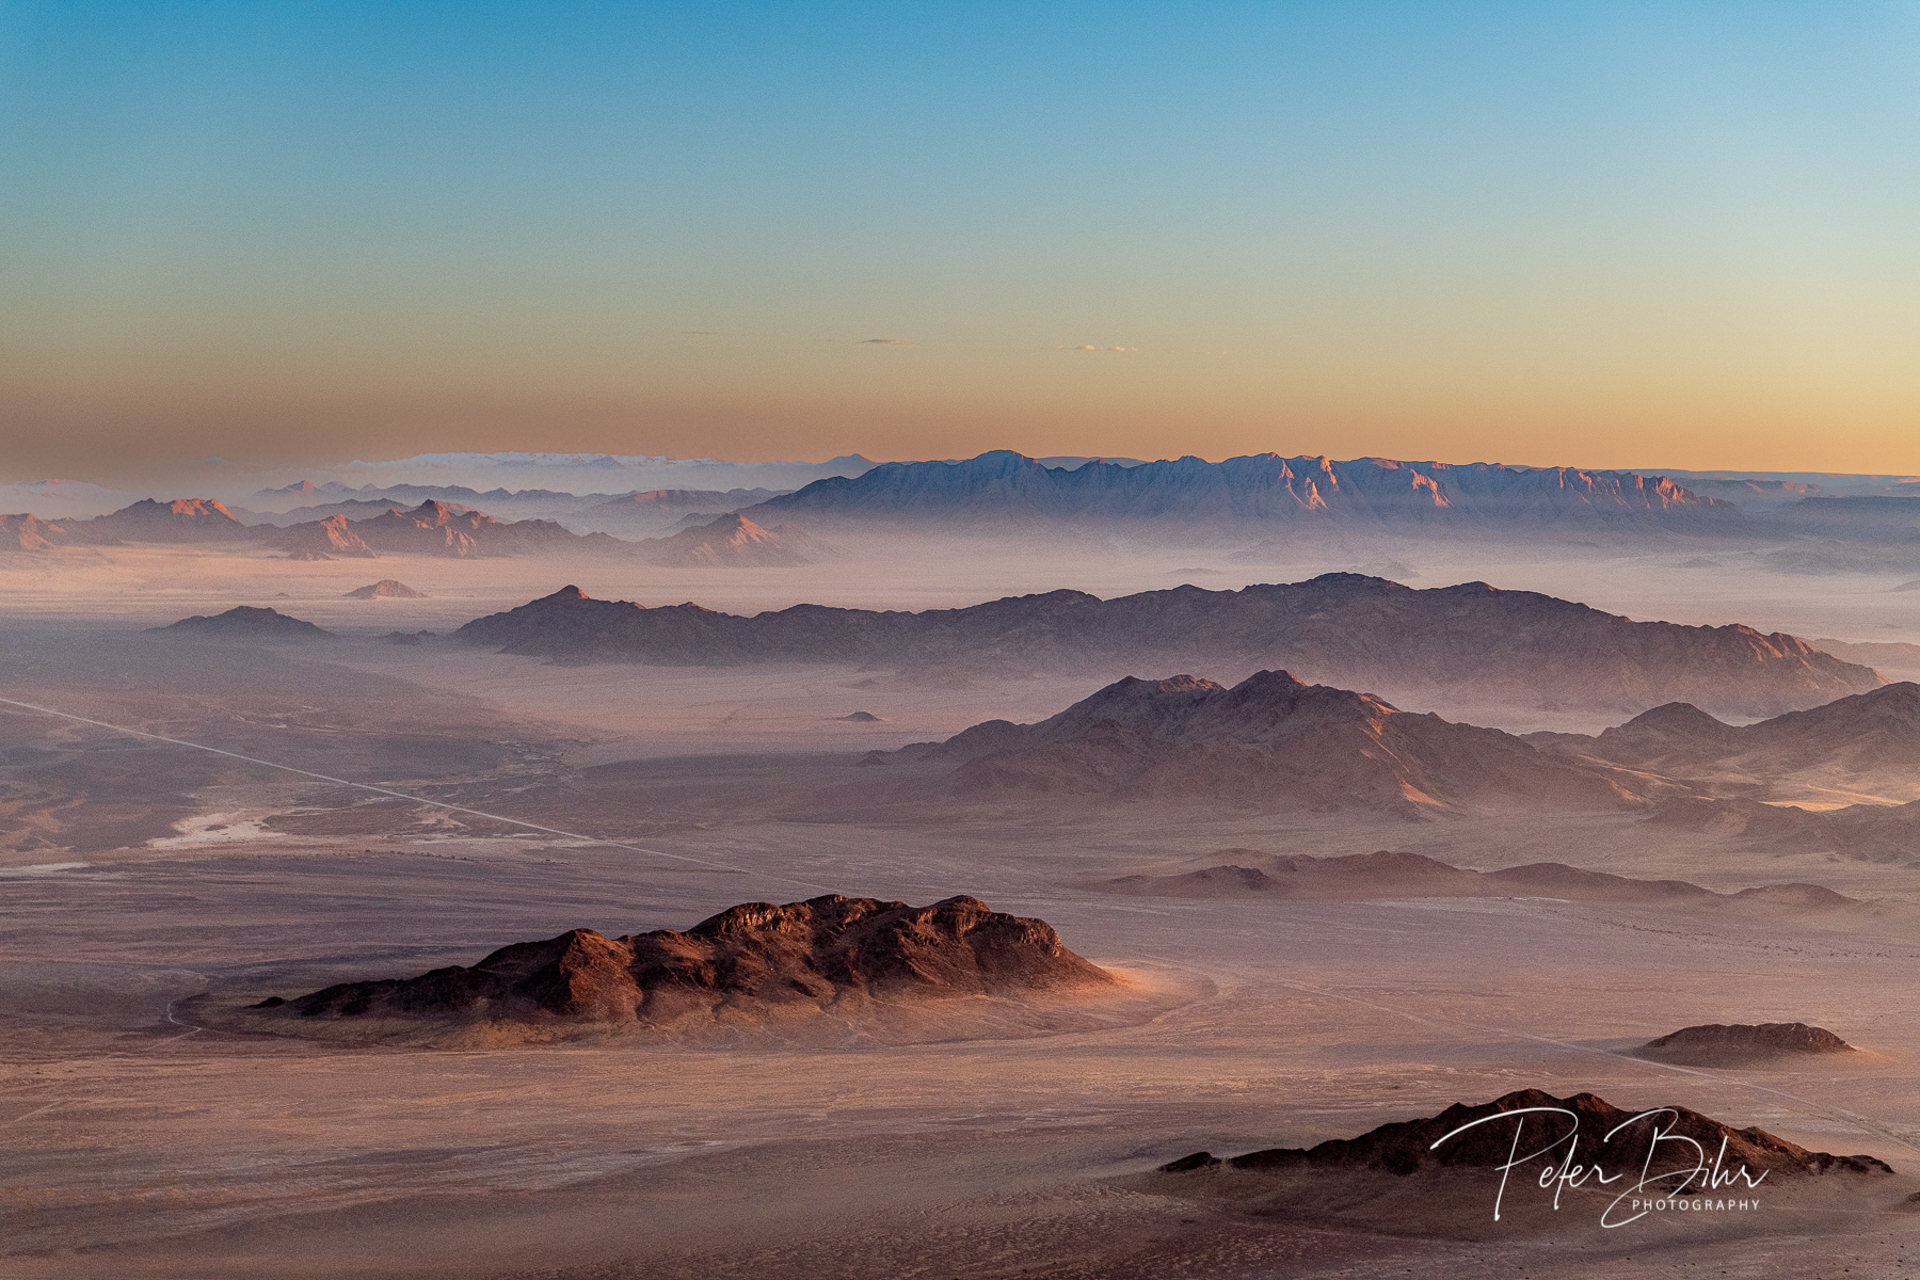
[3,2,1917,479]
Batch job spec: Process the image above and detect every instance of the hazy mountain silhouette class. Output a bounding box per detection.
[1537,683,1920,803]
[636,513,820,566]
[1099,849,1855,907]
[903,671,1645,815]
[455,574,1879,716]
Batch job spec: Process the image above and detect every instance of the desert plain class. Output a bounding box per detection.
[5,526,1920,1279]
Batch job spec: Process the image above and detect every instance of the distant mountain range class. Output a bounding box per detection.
[11,451,1920,548]
[239,484,791,532]
[454,574,1879,716]
[747,450,1740,529]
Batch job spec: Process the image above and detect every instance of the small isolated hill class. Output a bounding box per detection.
[1540,683,1920,805]
[450,574,1878,717]
[1633,1022,1857,1067]
[904,671,1645,815]
[344,579,425,599]
[637,513,819,566]
[152,606,331,640]
[1154,1088,1891,1182]
[269,895,1114,1029]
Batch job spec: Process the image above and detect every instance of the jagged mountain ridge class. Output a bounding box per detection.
[453,574,1880,716]
[1099,849,1854,906]
[748,450,1737,528]
[899,671,1645,815]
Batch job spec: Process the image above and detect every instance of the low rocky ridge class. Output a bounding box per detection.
[151,606,332,640]
[903,672,1647,815]
[1634,1023,1857,1067]
[1100,849,1856,906]
[1647,796,1920,863]
[268,894,1115,1026]
[453,574,1877,717]
[1155,1088,1892,1180]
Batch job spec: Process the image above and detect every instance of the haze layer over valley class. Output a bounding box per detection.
[5,449,1920,1278]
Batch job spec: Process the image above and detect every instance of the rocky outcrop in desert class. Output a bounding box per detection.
[272,894,1115,1026]
[1156,1087,1891,1180]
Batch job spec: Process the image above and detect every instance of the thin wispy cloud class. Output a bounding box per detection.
[1051,344,1137,352]
[859,337,911,344]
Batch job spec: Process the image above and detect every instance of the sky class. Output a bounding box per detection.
[3,1,1918,483]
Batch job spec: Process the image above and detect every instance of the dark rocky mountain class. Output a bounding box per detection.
[454,574,1879,717]
[748,450,1738,529]
[1099,849,1854,907]
[1537,683,1920,804]
[272,894,1113,1026]
[152,606,332,640]
[1156,1088,1891,1180]
[1634,1022,1856,1067]
[903,672,1645,815]
[636,513,819,567]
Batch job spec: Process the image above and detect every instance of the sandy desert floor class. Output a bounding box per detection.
[4,540,1920,1277]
